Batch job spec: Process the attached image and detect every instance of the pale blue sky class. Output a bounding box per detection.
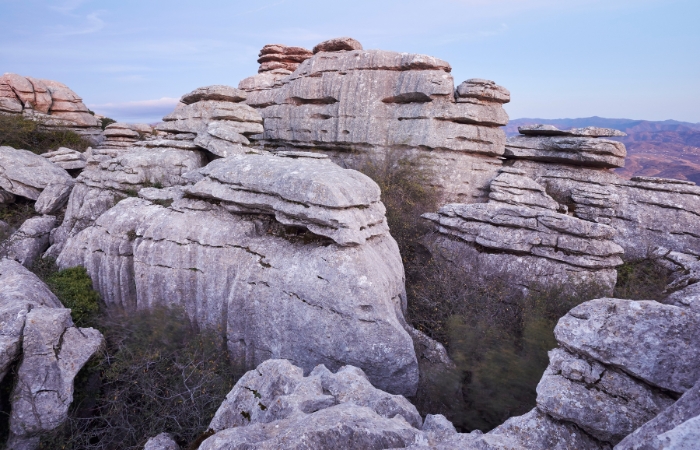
[1,0,698,123]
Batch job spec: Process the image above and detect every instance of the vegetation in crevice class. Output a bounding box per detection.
[0,113,92,153]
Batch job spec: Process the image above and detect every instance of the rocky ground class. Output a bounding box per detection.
[1,37,699,449]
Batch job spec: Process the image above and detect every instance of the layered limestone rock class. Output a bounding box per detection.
[511,159,700,260]
[0,258,103,450]
[0,146,75,218]
[257,44,313,73]
[56,153,418,395]
[0,73,102,143]
[422,168,624,291]
[239,38,510,203]
[155,85,263,158]
[41,147,87,171]
[98,122,154,150]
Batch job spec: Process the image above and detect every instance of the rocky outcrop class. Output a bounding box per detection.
[41,147,87,171]
[56,153,418,395]
[313,37,363,54]
[0,73,102,143]
[422,168,623,291]
[257,44,312,73]
[239,38,510,203]
[0,146,74,204]
[0,215,56,267]
[0,258,103,450]
[144,433,180,450]
[97,122,154,150]
[155,85,263,158]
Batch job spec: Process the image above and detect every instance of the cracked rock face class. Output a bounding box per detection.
[46,145,207,258]
[41,147,87,171]
[511,160,700,260]
[98,123,154,150]
[239,44,510,203]
[56,154,418,395]
[0,258,103,450]
[422,169,623,291]
[0,146,74,203]
[1,215,57,267]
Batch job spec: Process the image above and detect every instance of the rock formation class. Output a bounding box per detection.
[0,215,56,267]
[56,152,418,396]
[0,258,103,450]
[257,44,312,73]
[506,125,700,260]
[0,73,103,143]
[422,167,624,291]
[239,38,510,203]
[41,147,87,171]
[98,122,154,150]
[0,146,74,206]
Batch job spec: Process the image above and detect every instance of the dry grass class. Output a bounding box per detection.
[0,113,92,153]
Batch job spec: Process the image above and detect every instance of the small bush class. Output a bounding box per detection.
[46,266,100,327]
[614,258,672,300]
[0,113,91,153]
[99,117,116,130]
[39,307,239,450]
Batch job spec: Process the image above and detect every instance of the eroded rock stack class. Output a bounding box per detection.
[507,125,700,259]
[423,167,624,291]
[0,258,103,450]
[239,37,510,203]
[41,147,87,171]
[154,85,263,158]
[0,73,103,143]
[57,152,418,396]
[257,44,313,73]
[97,122,154,151]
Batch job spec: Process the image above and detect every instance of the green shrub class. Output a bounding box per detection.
[99,117,116,130]
[40,307,239,450]
[46,266,100,327]
[0,113,91,153]
[614,258,672,300]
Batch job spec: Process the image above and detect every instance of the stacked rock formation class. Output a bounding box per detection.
[57,152,418,395]
[239,37,510,203]
[257,44,313,73]
[41,147,87,171]
[423,167,624,291]
[154,85,263,158]
[506,125,700,259]
[0,258,103,450]
[0,73,102,143]
[97,122,154,151]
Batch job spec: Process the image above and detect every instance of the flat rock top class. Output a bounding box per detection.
[260,44,313,56]
[181,85,247,105]
[294,49,452,75]
[195,153,381,208]
[519,124,627,137]
[313,37,364,54]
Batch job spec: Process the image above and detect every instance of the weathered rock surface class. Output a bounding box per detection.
[0,258,103,450]
[536,348,674,444]
[313,37,364,54]
[422,169,623,291]
[455,78,511,104]
[144,433,180,450]
[1,73,102,142]
[56,153,418,395]
[518,124,627,137]
[511,160,700,259]
[0,146,74,201]
[616,378,700,449]
[41,147,87,170]
[98,122,154,150]
[554,298,700,394]
[46,144,206,257]
[257,44,313,73]
[0,215,56,266]
[506,135,627,168]
[239,42,509,203]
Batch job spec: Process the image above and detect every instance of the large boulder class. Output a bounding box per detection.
[239,42,510,203]
[0,146,74,203]
[0,258,103,450]
[0,215,56,267]
[57,153,418,395]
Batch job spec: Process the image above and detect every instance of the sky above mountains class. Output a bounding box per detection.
[1,0,698,123]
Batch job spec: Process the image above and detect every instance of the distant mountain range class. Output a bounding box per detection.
[505,117,700,184]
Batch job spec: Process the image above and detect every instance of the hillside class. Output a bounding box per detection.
[505,117,700,183]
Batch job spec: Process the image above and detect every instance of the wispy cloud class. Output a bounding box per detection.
[49,11,104,36]
[88,97,180,122]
